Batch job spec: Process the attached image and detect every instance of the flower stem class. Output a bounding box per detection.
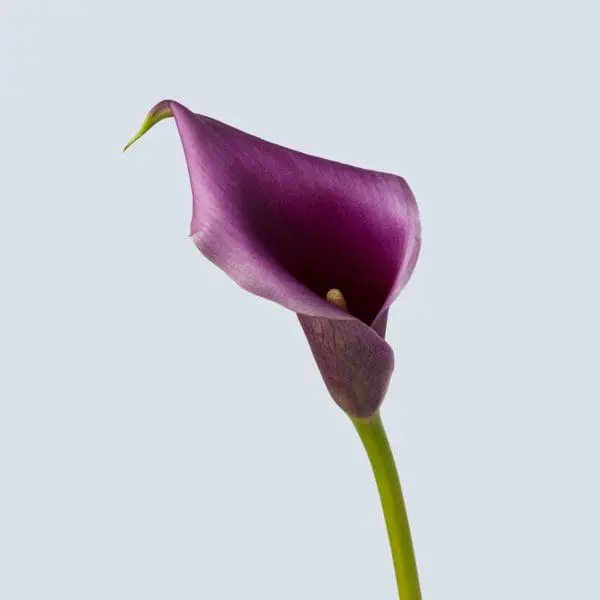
[351,411,422,600]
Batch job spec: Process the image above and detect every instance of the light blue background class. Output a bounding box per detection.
[1,1,598,598]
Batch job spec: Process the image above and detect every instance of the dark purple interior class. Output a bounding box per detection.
[240,184,403,325]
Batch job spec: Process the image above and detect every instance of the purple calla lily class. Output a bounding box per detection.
[126,100,421,418]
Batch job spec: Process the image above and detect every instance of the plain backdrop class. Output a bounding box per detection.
[1,1,598,598]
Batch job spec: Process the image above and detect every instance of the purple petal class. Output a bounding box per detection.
[298,315,394,417]
[129,100,420,416]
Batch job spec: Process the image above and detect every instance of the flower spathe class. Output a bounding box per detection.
[126,100,421,418]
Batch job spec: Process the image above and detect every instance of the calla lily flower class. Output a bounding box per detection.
[125,100,421,418]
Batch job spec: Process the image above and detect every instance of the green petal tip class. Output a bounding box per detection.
[123,106,173,152]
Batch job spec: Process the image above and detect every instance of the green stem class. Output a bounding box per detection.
[352,411,422,600]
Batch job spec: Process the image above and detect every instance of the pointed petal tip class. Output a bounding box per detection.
[122,103,174,153]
